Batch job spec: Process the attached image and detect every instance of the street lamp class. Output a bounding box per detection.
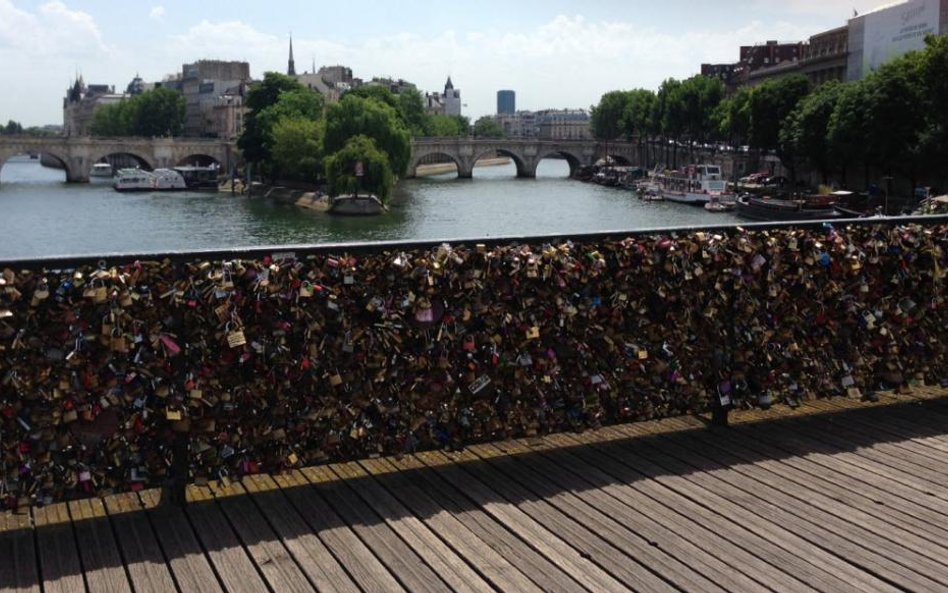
[881,176,893,215]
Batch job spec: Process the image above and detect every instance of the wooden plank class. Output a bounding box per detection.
[33,503,85,593]
[0,509,39,593]
[209,480,316,593]
[183,497,270,593]
[631,428,948,591]
[327,461,495,593]
[414,449,633,593]
[380,454,590,593]
[546,431,893,593]
[102,493,179,593]
[299,465,449,593]
[67,497,133,593]
[361,457,547,593]
[680,427,948,567]
[470,441,740,593]
[271,469,406,593]
[815,399,948,458]
[239,473,360,593]
[137,490,224,593]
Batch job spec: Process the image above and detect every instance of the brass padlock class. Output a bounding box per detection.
[226,324,246,348]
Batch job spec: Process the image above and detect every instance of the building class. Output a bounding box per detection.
[800,26,849,85]
[425,77,462,116]
[497,90,516,114]
[367,77,417,95]
[63,77,127,136]
[740,40,806,71]
[535,109,592,140]
[494,111,537,138]
[847,0,948,81]
[700,63,745,94]
[177,60,251,138]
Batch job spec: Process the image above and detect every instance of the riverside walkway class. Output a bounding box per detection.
[3,387,948,593]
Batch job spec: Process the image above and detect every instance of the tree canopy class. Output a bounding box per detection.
[325,135,394,202]
[90,87,185,137]
[472,116,504,138]
[323,94,412,177]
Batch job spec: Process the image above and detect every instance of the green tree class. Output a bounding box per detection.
[779,81,844,183]
[748,74,811,153]
[131,87,185,136]
[2,120,23,135]
[271,116,323,183]
[325,135,394,203]
[714,88,750,148]
[619,89,655,163]
[239,72,306,167]
[345,85,401,112]
[919,35,948,186]
[827,80,872,186]
[90,101,134,136]
[590,90,630,140]
[323,94,411,176]
[397,88,429,136]
[428,114,467,137]
[472,116,504,138]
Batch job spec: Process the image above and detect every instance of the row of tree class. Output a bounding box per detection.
[89,88,186,137]
[0,120,57,136]
[591,34,948,190]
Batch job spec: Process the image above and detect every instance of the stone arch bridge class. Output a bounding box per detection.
[0,136,239,185]
[408,138,641,178]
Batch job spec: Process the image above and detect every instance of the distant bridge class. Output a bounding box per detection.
[0,135,645,186]
[409,137,640,178]
[0,136,239,185]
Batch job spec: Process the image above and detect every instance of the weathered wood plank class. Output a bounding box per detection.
[184,495,270,593]
[103,493,178,593]
[300,465,449,593]
[382,454,590,593]
[240,473,360,593]
[270,469,406,593]
[67,497,133,593]
[0,509,40,593]
[32,503,85,593]
[137,490,224,593]
[209,480,315,593]
[415,449,632,593]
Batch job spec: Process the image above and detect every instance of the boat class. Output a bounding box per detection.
[90,162,113,178]
[113,168,156,192]
[173,165,220,190]
[152,169,187,191]
[328,194,385,216]
[736,194,841,221]
[655,164,733,205]
[704,194,735,212]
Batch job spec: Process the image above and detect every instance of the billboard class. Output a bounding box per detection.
[862,0,940,76]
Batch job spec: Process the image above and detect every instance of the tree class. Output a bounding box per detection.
[325,135,394,203]
[132,87,185,136]
[1,120,23,135]
[271,116,323,183]
[472,116,504,138]
[827,80,872,186]
[91,100,134,136]
[323,94,411,177]
[590,90,629,140]
[428,114,467,137]
[239,72,306,167]
[780,81,844,183]
[345,85,401,112]
[748,74,811,153]
[714,88,750,148]
[397,88,429,136]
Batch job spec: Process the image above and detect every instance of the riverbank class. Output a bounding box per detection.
[415,157,511,177]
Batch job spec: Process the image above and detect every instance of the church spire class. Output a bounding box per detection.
[287,33,296,77]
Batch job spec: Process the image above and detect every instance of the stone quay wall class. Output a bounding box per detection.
[1,218,947,508]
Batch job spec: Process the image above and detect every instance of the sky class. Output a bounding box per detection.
[0,0,892,126]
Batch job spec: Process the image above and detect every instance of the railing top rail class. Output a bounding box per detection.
[3,215,946,269]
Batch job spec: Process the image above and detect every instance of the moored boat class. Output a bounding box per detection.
[704,194,735,212]
[736,194,840,221]
[328,194,385,216]
[173,165,220,190]
[655,164,733,205]
[90,162,113,178]
[153,169,187,191]
[113,169,156,192]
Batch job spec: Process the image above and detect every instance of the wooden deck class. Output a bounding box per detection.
[3,387,948,593]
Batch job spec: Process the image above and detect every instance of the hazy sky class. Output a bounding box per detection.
[1,0,889,126]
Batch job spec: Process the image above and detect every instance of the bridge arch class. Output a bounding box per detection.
[537,149,585,177]
[176,153,223,168]
[471,148,528,179]
[0,147,71,187]
[408,150,463,179]
[87,150,154,174]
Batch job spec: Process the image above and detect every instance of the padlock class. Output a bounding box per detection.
[226,324,246,349]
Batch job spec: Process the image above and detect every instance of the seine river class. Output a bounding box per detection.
[0,156,736,260]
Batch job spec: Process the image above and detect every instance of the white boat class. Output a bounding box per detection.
[113,169,156,192]
[704,194,735,212]
[153,169,187,191]
[90,163,113,178]
[656,164,734,205]
[328,194,385,215]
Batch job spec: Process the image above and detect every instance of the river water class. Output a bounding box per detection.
[0,156,737,260]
